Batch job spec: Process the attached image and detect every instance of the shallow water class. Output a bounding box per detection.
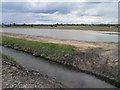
[1,46,115,88]
[2,28,119,42]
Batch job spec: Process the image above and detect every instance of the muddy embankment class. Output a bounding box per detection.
[1,34,120,87]
[1,53,64,88]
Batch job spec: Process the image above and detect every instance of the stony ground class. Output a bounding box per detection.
[2,59,64,88]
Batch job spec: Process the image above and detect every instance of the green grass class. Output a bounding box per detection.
[0,53,13,60]
[2,35,76,61]
[0,52,17,63]
[0,52,24,69]
[2,35,75,52]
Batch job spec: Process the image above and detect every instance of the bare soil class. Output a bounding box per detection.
[1,33,119,87]
[2,32,117,50]
[2,59,64,88]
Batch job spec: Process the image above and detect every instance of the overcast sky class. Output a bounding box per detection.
[1,0,119,24]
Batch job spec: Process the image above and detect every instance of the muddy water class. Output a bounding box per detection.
[2,28,118,42]
[1,46,115,88]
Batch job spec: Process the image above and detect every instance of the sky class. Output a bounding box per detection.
[1,0,119,24]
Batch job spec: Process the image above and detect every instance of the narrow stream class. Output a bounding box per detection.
[1,46,115,88]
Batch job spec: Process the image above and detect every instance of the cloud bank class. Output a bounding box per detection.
[1,1,118,24]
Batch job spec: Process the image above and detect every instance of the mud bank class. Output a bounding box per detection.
[1,35,119,87]
[1,53,64,88]
[2,32,117,50]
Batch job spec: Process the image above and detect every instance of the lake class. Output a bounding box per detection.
[2,28,119,42]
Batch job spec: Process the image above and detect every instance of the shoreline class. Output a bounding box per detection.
[2,45,119,88]
[1,53,65,88]
[1,35,119,87]
[2,32,118,49]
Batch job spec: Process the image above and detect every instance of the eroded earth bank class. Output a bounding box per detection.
[1,33,119,87]
[2,54,64,88]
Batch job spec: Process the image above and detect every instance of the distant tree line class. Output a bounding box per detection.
[1,23,119,28]
[2,23,59,27]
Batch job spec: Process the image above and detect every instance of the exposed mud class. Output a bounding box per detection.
[2,32,117,50]
[2,59,64,88]
[1,33,119,87]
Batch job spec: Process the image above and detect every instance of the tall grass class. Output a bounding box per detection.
[0,52,17,63]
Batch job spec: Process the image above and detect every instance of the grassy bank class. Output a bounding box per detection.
[0,52,14,61]
[1,35,119,87]
[2,25,119,32]
[2,35,76,62]
[0,52,22,68]
[1,53,64,88]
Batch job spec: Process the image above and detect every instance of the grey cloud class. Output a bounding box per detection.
[1,2,118,24]
[2,2,29,12]
[2,2,76,14]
